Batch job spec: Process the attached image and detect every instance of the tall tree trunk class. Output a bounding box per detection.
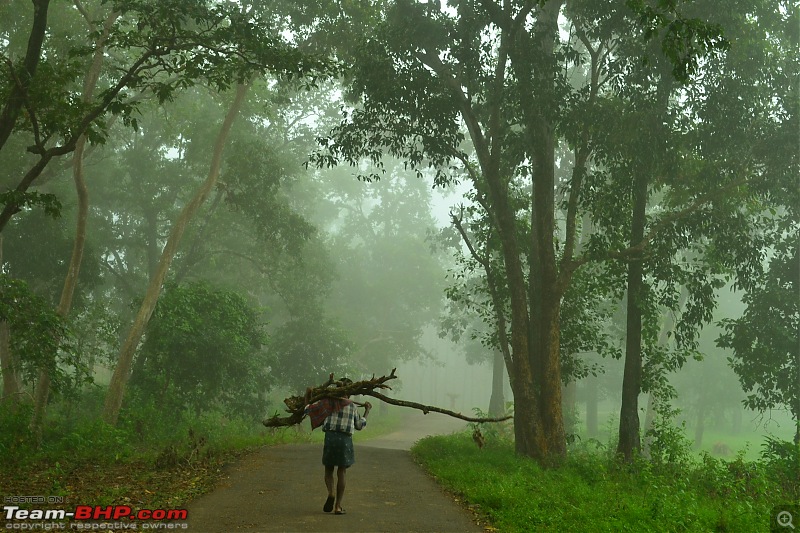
[641,287,688,457]
[512,0,567,465]
[693,401,707,449]
[488,348,505,417]
[618,61,673,462]
[563,380,577,436]
[102,83,250,425]
[0,234,23,407]
[525,108,567,462]
[29,11,118,435]
[617,169,649,462]
[585,375,598,438]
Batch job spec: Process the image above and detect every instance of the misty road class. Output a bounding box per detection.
[186,412,484,532]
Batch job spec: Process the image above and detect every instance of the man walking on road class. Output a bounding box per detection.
[304,377,372,515]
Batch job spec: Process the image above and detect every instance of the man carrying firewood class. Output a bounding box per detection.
[304,377,372,515]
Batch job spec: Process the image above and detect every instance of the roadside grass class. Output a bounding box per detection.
[412,432,794,533]
[0,391,402,514]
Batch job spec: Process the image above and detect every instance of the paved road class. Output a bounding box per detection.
[186,411,485,533]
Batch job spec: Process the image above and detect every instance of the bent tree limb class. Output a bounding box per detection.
[0,0,50,152]
[102,82,250,426]
[262,369,513,428]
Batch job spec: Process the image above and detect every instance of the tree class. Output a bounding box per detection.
[269,315,353,393]
[0,274,82,405]
[719,239,799,444]
[310,0,728,463]
[102,82,250,425]
[318,162,447,376]
[0,0,331,230]
[130,281,270,419]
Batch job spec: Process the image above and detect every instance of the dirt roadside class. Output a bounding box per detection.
[186,411,487,533]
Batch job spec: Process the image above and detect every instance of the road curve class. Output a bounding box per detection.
[186,411,484,533]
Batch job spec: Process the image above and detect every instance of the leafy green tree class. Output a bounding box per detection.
[718,240,799,444]
[0,0,331,229]
[2,211,101,305]
[0,275,83,404]
[269,315,353,393]
[131,281,270,419]
[310,0,729,463]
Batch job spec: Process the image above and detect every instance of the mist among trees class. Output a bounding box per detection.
[1,0,797,530]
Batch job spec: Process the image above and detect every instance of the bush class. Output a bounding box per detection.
[467,405,514,447]
[644,413,693,467]
[761,435,800,499]
[130,281,272,420]
[42,419,133,464]
[0,403,35,469]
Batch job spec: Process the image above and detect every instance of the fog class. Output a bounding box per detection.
[0,1,797,530]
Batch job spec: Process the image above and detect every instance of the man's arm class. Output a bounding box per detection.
[355,401,371,430]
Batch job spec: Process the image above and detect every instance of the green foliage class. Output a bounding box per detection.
[625,0,729,83]
[467,405,515,445]
[0,403,35,468]
[644,413,694,467]
[269,315,353,393]
[131,281,271,419]
[0,274,86,394]
[222,138,317,252]
[760,435,800,499]
[48,419,134,465]
[3,211,103,308]
[0,190,61,219]
[718,237,799,426]
[413,433,789,532]
[0,391,132,468]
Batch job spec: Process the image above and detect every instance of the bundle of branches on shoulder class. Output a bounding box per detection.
[263,369,511,428]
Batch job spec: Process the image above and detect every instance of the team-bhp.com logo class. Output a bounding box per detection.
[4,505,188,529]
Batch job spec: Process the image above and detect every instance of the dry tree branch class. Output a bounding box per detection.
[262,369,512,428]
[365,391,512,423]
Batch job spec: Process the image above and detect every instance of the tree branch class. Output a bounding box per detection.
[366,391,512,423]
[450,206,489,271]
[0,0,51,152]
[570,174,752,270]
[262,370,512,427]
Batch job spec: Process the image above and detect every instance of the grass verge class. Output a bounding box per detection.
[411,432,795,533]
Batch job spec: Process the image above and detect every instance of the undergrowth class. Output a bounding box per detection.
[412,430,796,533]
[0,388,401,512]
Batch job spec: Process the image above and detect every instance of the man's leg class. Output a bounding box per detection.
[323,465,336,512]
[335,466,347,512]
[324,466,335,498]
